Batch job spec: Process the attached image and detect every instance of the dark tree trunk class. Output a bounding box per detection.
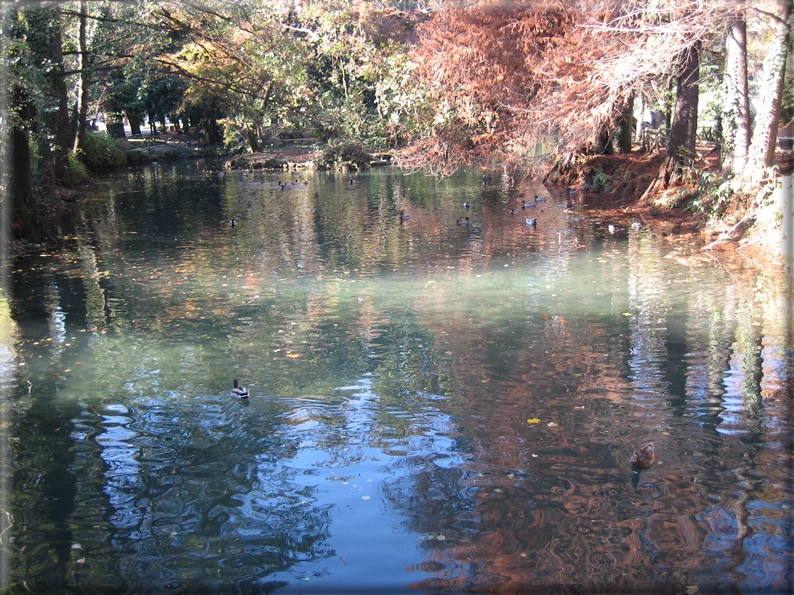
[9,123,48,242]
[126,111,142,136]
[51,15,72,187]
[104,96,126,138]
[246,130,260,153]
[642,41,701,201]
[73,0,90,155]
[596,124,614,155]
[618,92,635,153]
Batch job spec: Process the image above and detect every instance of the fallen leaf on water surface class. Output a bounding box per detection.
[527,418,541,424]
[547,421,558,427]
[287,353,302,358]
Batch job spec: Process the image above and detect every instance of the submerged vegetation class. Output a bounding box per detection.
[2,0,792,258]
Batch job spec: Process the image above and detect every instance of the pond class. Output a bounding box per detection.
[1,161,791,594]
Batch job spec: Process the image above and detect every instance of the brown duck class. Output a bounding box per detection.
[630,442,654,469]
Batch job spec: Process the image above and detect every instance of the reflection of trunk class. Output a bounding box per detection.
[741,0,791,186]
[642,41,700,201]
[721,5,751,177]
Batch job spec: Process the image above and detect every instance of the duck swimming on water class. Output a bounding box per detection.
[630,442,654,469]
[526,217,537,228]
[232,379,249,398]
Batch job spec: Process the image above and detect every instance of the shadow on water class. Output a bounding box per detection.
[1,161,792,594]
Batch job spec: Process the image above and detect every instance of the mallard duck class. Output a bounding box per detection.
[232,379,249,398]
[463,201,471,208]
[631,220,643,230]
[510,208,520,215]
[399,211,411,222]
[608,224,616,234]
[526,217,537,228]
[522,200,537,208]
[534,194,547,202]
[630,442,654,469]
[457,217,470,225]
[566,187,577,196]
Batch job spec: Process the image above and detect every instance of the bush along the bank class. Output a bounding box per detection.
[68,151,89,184]
[316,141,373,171]
[81,132,127,170]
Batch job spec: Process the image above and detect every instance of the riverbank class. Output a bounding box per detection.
[12,142,788,269]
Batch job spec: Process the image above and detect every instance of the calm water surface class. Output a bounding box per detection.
[1,162,792,594]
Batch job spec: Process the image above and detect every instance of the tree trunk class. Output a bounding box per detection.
[73,0,90,155]
[641,41,701,201]
[741,0,791,186]
[126,111,142,136]
[9,122,48,242]
[104,96,126,138]
[618,92,634,153]
[721,3,751,178]
[51,13,72,187]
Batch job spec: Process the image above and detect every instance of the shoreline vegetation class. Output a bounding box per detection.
[15,132,790,272]
[5,1,792,270]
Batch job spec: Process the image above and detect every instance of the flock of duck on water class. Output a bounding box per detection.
[227,172,654,471]
[227,172,645,235]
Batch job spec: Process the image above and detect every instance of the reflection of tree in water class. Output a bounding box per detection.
[380,243,791,593]
[6,274,335,593]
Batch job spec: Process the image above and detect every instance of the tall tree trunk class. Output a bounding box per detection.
[73,0,90,155]
[126,111,142,136]
[642,41,701,201]
[721,3,751,178]
[51,12,72,187]
[103,97,126,139]
[741,0,792,186]
[619,92,635,153]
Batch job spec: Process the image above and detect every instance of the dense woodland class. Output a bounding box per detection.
[1,0,792,249]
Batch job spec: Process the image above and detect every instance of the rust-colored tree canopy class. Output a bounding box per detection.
[399,0,730,176]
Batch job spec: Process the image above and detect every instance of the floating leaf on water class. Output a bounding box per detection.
[622,312,632,316]
[527,418,541,424]
[71,543,81,550]
[686,588,698,595]
[547,422,558,427]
